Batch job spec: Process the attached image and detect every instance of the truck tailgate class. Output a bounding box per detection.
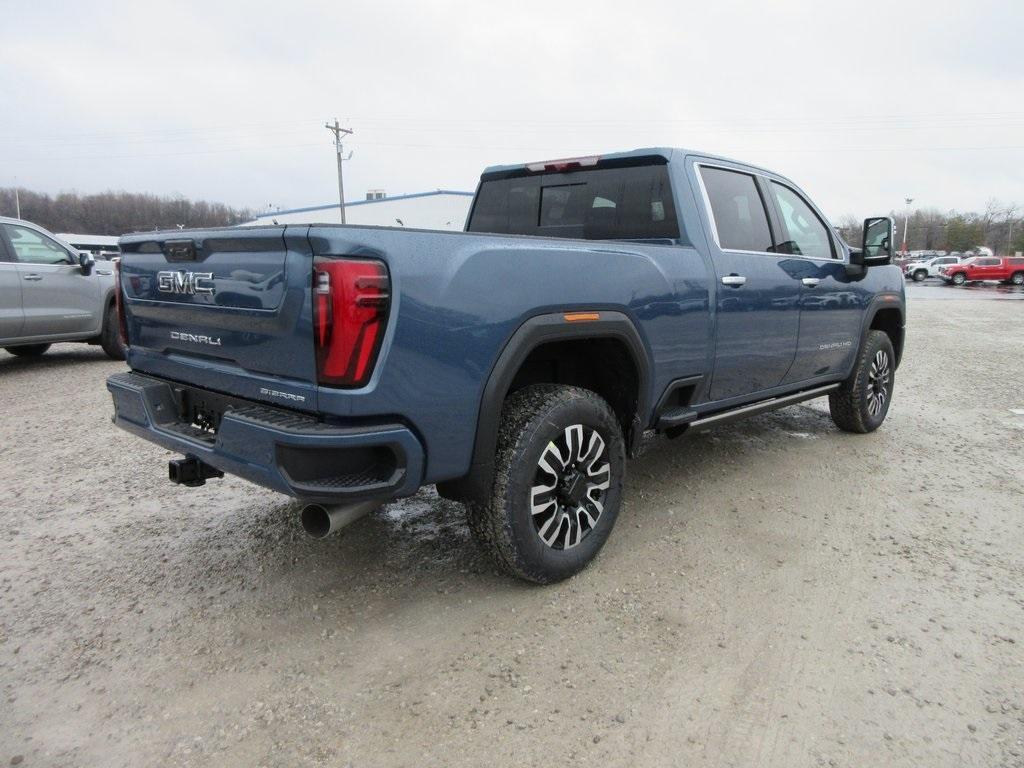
[118,226,319,411]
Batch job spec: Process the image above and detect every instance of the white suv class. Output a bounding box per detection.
[904,255,961,282]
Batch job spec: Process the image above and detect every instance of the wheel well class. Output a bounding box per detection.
[870,308,904,367]
[505,337,640,434]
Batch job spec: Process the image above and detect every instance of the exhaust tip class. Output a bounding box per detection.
[300,503,332,539]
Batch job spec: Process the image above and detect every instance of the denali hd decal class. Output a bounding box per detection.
[259,387,307,403]
[818,340,853,351]
[170,331,222,346]
[157,270,215,295]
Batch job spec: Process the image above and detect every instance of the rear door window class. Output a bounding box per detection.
[698,166,774,253]
[467,164,679,241]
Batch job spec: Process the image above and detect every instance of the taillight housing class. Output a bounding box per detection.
[313,258,390,388]
[113,258,129,347]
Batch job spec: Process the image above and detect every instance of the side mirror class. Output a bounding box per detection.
[853,217,894,267]
[78,251,95,276]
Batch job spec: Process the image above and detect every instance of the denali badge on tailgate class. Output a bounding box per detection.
[170,330,222,346]
[157,270,215,296]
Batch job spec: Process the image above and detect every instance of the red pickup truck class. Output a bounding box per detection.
[939,256,1024,286]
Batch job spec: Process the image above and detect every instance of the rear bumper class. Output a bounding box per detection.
[107,372,424,503]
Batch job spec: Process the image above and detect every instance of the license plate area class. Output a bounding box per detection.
[171,385,247,438]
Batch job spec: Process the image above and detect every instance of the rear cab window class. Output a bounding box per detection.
[467,162,680,242]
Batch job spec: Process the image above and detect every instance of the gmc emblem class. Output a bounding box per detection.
[157,270,215,296]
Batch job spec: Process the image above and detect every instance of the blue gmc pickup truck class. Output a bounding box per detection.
[107,148,905,583]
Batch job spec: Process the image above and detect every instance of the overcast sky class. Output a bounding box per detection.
[1,0,1021,221]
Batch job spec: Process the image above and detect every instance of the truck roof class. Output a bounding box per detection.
[480,147,782,180]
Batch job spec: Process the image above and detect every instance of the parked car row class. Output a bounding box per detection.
[938,256,1024,286]
[902,253,1024,287]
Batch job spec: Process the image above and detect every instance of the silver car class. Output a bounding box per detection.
[0,216,124,360]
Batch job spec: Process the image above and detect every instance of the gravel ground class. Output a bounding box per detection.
[1,297,1022,767]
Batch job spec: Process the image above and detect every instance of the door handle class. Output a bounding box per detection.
[22,273,42,281]
[721,275,747,287]
[801,277,820,287]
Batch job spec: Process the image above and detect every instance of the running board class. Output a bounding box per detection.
[687,384,840,430]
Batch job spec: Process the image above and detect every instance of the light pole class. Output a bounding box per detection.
[901,197,914,255]
[1006,205,1019,256]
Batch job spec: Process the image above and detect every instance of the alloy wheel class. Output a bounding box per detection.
[530,424,611,549]
[867,349,891,417]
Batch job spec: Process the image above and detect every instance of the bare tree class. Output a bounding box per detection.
[0,188,252,234]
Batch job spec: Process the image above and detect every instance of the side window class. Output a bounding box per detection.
[769,183,835,260]
[699,167,773,252]
[3,224,72,265]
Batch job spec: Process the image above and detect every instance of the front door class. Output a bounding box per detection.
[696,164,800,401]
[2,223,98,337]
[765,181,863,383]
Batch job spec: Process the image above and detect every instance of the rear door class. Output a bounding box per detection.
[694,163,801,401]
[119,226,319,411]
[973,257,1001,280]
[2,222,98,337]
[0,233,24,340]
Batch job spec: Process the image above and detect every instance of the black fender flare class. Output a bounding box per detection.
[859,293,906,368]
[438,311,651,502]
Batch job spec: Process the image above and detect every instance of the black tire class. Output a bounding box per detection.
[1011,271,1024,286]
[465,384,626,584]
[4,344,50,358]
[829,330,895,434]
[912,269,927,282]
[99,302,126,360]
[951,272,966,285]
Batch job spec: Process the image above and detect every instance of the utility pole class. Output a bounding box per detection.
[325,119,353,224]
[1005,205,1018,256]
[901,197,914,254]
[14,187,20,219]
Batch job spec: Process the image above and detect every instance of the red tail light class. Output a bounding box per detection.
[313,258,390,388]
[113,259,129,347]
